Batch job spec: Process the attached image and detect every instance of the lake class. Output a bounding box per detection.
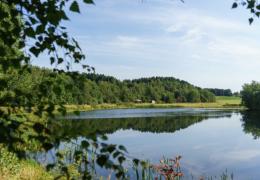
[33,108,260,179]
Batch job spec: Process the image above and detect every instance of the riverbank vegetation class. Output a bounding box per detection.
[0,145,53,180]
[64,96,242,112]
[241,81,260,110]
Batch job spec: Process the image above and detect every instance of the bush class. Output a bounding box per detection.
[241,81,260,110]
[0,145,20,176]
[0,145,53,180]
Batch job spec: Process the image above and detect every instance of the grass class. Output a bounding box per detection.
[0,145,53,180]
[64,96,243,113]
[0,96,242,114]
[216,96,241,104]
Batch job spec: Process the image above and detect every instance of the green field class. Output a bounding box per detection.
[64,96,243,112]
[216,96,242,105]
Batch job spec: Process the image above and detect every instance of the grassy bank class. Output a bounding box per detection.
[65,96,243,112]
[0,145,53,180]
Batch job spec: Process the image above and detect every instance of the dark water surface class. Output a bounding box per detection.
[36,108,260,179]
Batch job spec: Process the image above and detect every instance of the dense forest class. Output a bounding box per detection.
[4,66,216,106]
[205,88,233,96]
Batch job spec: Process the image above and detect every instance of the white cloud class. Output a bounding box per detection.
[110,36,147,48]
[208,38,260,62]
[212,149,260,162]
[191,54,202,60]
[58,1,260,91]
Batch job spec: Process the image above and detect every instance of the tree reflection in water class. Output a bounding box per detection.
[241,111,260,139]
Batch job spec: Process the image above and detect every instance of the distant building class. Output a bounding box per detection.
[151,100,156,104]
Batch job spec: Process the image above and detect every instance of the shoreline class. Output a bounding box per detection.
[64,102,245,113]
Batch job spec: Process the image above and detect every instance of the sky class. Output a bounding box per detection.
[32,0,260,92]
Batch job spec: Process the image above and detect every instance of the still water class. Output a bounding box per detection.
[37,108,260,179]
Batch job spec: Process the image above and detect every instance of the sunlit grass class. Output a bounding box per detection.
[0,145,53,180]
[64,96,243,113]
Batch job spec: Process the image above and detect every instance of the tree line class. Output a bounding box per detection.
[205,88,233,96]
[4,66,216,106]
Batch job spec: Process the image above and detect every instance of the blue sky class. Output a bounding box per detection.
[32,0,260,92]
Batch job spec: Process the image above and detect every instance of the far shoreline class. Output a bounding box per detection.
[64,101,244,113]
[64,96,243,113]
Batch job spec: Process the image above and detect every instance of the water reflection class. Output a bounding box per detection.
[29,109,260,179]
[241,111,260,139]
[51,109,233,140]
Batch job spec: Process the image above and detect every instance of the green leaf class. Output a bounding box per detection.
[56,152,63,159]
[33,122,45,133]
[81,140,89,148]
[107,145,116,153]
[46,164,55,171]
[25,27,35,38]
[83,0,95,4]
[43,143,53,151]
[118,145,127,152]
[113,151,121,158]
[232,2,238,8]
[36,25,45,34]
[58,58,63,64]
[101,135,108,140]
[249,17,254,25]
[29,47,40,57]
[247,0,256,9]
[118,156,126,164]
[82,64,89,69]
[50,57,55,64]
[133,159,140,166]
[29,17,38,24]
[97,155,108,167]
[70,1,80,13]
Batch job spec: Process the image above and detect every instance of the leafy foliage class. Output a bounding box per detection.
[5,67,216,105]
[0,2,130,178]
[205,88,233,96]
[0,0,95,70]
[232,0,260,24]
[0,144,20,175]
[241,81,260,110]
[0,4,23,70]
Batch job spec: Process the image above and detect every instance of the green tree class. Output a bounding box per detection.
[241,81,260,110]
[187,89,201,103]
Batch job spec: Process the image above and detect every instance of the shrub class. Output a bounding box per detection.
[0,144,52,180]
[241,81,260,110]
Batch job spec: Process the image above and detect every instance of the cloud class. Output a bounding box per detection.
[165,13,245,34]
[212,149,260,162]
[208,38,260,59]
[191,54,202,60]
[109,35,148,48]
[33,0,260,91]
